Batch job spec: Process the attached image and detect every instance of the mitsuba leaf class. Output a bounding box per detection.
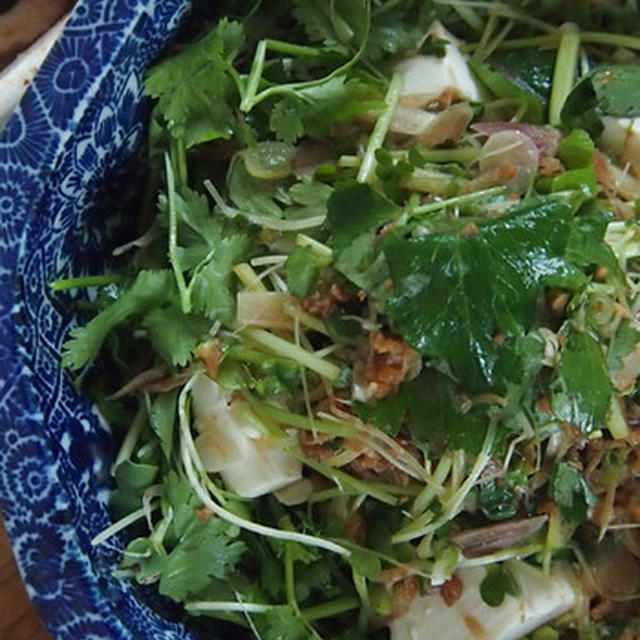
[384,198,576,392]
[565,202,626,286]
[549,461,597,524]
[146,19,245,147]
[608,319,640,392]
[471,49,555,124]
[561,63,640,135]
[327,181,398,295]
[356,369,489,453]
[550,328,612,435]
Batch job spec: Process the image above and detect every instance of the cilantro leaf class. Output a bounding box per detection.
[549,461,597,524]
[228,155,283,217]
[191,238,248,324]
[150,390,178,461]
[259,605,309,640]
[285,246,325,297]
[146,18,245,147]
[293,0,369,52]
[159,518,246,602]
[142,306,211,367]
[270,76,382,144]
[550,328,613,435]
[384,199,576,392]
[62,270,174,371]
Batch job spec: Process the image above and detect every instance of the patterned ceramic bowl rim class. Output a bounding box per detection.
[0,2,216,638]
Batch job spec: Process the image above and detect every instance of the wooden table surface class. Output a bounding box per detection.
[0,517,49,640]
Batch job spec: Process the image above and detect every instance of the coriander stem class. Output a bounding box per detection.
[549,23,581,127]
[452,4,484,33]
[165,154,191,313]
[249,401,357,438]
[412,454,452,515]
[242,327,341,381]
[300,454,398,506]
[240,39,267,112]
[113,405,146,472]
[233,262,268,292]
[412,147,481,164]
[264,39,323,57]
[308,483,421,503]
[581,31,640,51]
[49,274,120,291]
[296,234,333,263]
[357,73,403,184]
[186,602,277,614]
[301,597,360,622]
[282,302,330,336]
[284,543,297,607]
[411,186,507,215]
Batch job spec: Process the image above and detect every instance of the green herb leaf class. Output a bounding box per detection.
[259,605,309,640]
[478,481,518,521]
[384,198,576,392]
[550,328,612,435]
[150,390,179,460]
[327,181,398,295]
[561,63,640,135]
[271,76,381,144]
[143,306,211,367]
[62,270,175,371]
[549,461,597,524]
[146,18,245,147]
[348,549,382,581]
[479,564,520,607]
[608,319,640,392]
[285,246,325,297]
[159,517,246,602]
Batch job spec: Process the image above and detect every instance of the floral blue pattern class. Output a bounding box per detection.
[0,1,209,638]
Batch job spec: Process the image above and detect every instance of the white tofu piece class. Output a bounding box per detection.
[390,562,577,640]
[191,375,302,498]
[600,116,640,178]
[394,21,481,108]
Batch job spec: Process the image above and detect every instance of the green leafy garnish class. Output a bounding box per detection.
[549,461,597,524]
[479,564,520,607]
[146,19,245,148]
[561,63,640,135]
[384,199,577,392]
[62,270,174,371]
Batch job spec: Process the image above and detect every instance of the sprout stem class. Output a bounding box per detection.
[549,23,580,127]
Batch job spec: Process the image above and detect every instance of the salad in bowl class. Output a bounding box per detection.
[48,1,640,639]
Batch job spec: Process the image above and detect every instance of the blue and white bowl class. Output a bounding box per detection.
[0,2,217,638]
